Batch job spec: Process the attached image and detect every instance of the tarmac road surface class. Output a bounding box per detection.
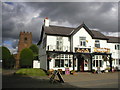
[2,70,119,89]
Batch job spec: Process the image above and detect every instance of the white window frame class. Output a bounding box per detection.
[95,40,100,48]
[56,36,63,51]
[54,54,73,68]
[93,55,103,67]
[79,37,86,47]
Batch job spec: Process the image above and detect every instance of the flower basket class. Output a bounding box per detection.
[92,69,96,74]
[105,67,110,72]
[70,70,75,75]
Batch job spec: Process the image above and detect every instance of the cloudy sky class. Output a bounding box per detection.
[1,1,119,54]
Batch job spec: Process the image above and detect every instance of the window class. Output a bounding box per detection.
[99,60,102,67]
[93,60,95,67]
[56,37,63,51]
[24,37,27,40]
[65,59,68,67]
[115,45,117,50]
[60,60,64,67]
[69,59,72,67]
[84,60,88,67]
[95,40,100,48]
[96,60,98,67]
[116,59,118,65]
[119,59,120,65]
[55,59,60,67]
[80,37,86,47]
[24,37,27,43]
[93,55,103,67]
[117,45,120,50]
[115,44,120,50]
[54,54,73,68]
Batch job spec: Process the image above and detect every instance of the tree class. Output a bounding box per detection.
[20,48,34,68]
[1,46,11,68]
[29,44,39,60]
[9,54,16,69]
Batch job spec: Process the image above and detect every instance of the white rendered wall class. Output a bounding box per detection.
[107,42,120,67]
[46,35,70,51]
[72,27,94,52]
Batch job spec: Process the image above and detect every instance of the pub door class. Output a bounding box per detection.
[80,61,84,72]
[77,55,84,72]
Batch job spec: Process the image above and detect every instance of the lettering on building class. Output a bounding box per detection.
[75,48,91,53]
[94,48,110,53]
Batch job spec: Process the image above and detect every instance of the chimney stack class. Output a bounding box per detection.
[44,17,49,27]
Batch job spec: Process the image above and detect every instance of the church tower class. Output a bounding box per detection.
[15,32,32,68]
[18,32,32,53]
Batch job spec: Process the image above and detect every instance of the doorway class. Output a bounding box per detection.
[77,55,84,72]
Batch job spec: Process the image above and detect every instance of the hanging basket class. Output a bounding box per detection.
[48,57,52,61]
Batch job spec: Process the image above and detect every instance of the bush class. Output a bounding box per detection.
[29,44,39,60]
[20,48,33,68]
[1,46,15,68]
[15,68,47,76]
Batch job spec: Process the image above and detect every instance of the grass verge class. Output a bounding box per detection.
[15,68,47,76]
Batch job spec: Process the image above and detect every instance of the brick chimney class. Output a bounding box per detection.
[44,17,49,27]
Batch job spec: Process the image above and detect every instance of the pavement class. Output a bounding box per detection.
[2,70,120,89]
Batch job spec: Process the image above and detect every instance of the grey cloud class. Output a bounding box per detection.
[25,2,117,32]
[2,2,118,52]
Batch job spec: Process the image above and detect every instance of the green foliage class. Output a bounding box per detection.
[29,44,39,60]
[9,54,16,68]
[20,48,33,68]
[1,46,11,60]
[15,68,47,76]
[29,44,39,54]
[1,46,12,68]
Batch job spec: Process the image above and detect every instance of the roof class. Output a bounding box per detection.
[44,25,75,36]
[37,23,111,45]
[91,30,108,40]
[44,24,108,40]
[106,36,120,43]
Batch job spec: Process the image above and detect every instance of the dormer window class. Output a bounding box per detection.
[95,40,100,48]
[79,37,86,47]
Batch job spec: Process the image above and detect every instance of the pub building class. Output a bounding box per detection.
[37,18,116,72]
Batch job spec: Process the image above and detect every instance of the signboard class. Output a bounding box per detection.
[65,68,70,75]
[94,48,110,53]
[49,70,64,83]
[75,48,91,53]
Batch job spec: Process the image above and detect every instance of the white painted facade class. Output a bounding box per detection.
[107,42,120,68]
[72,27,93,52]
[38,18,119,72]
[46,35,70,52]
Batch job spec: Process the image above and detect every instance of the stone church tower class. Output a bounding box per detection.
[15,32,32,68]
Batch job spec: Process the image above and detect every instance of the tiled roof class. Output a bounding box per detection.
[44,24,108,40]
[91,30,108,40]
[38,23,118,45]
[106,36,120,43]
[44,25,75,36]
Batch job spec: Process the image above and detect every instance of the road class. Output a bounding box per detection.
[2,70,119,89]
[62,72,119,88]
